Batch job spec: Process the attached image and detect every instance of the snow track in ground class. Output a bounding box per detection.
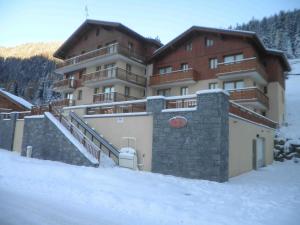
[0,150,299,225]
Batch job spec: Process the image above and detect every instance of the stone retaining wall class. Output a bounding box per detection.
[147,91,229,182]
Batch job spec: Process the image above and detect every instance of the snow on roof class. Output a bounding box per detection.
[0,89,33,109]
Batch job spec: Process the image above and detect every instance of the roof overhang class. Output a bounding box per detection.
[53,19,162,60]
[150,26,291,72]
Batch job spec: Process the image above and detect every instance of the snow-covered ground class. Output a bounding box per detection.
[279,59,300,140]
[0,149,299,225]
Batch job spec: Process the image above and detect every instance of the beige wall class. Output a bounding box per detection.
[84,115,153,171]
[267,82,285,124]
[13,119,24,153]
[229,116,274,178]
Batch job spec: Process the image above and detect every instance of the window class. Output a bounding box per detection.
[94,88,99,94]
[262,111,266,116]
[96,66,101,71]
[103,86,114,93]
[157,89,170,96]
[77,90,82,100]
[209,82,218,89]
[185,42,192,51]
[209,58,218,69]
[78,70,84,79]
[106,42,117,54]
[66,93,73,100]
[223,80,244,90]
[181,63,189,71]
[159,66,172,75]
[96,28,100,36]
[263,86,268,94]
[224,54,244,64]
[125,87,130,97]
[128,42,133,52]
[97,45,102,49]
[84,35,88,41]
[104,63,116,77]
[205,38,214,47]
[180,87,189,95]
[126,64,132,73]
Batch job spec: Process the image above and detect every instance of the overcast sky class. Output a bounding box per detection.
[1,0,300,47]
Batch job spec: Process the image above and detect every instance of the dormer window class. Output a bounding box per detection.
[205,38,214,47]
[185,42,192,51]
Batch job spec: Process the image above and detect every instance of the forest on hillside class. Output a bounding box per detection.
[233,9,300,59]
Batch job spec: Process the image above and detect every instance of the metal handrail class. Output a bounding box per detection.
[51,107,101,161]
[69,111,120,162]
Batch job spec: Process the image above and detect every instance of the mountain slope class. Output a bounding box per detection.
[280,59,300,139]
[0,42,62,104]
[234,9,300,58]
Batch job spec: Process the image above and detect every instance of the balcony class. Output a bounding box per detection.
[51,98,75,108]
[93,92,139,104]
[149,69,200,87]
[82,67,146,87]
[55,43,145,72]
[217,57,268,85]
[53,78,79,92]
[228,87,269,110]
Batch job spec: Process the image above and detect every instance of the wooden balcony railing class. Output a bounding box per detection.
[217,57,267,81]
[53,78,78,90]
[56,43,145,69]
[229,101,277,129]
[228,87,269,108]
[82,67,146,87]
[149,69,200,86]
[51,99,75,108]
[86,100,147,115]
[93,92,139,103]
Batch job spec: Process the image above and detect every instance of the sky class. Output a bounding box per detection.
[0,0,300,47]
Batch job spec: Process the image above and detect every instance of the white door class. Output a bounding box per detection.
[256,138,265,168]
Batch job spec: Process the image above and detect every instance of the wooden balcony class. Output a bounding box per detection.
[228,87,269,109]
[53,78,79,92]
[93,92,139,104]
[230,102,277,129]
[217,58,268,84]
[82,67,146,87]
[149,69,200,86]
[51,98,75,108]
[56,43,145,69]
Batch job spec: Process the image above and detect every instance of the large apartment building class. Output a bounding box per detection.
[53,20,290,125]
[53,20,161,108]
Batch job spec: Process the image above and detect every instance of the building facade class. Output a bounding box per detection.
[53,21,290,125]
[53,20,161,108]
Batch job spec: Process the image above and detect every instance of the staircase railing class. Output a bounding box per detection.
[69,111,120,163]
[52,107,101,162]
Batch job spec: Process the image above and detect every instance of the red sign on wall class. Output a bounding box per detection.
[168,116,187,128]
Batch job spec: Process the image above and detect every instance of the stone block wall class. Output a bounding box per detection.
[148,91,229,182]
[0,113,18,150]
[21,115,98,167]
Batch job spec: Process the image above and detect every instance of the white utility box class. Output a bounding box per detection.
[119,147,138,170]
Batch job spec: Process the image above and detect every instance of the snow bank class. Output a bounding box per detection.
[280,59,300,139]
[0,149,299,225]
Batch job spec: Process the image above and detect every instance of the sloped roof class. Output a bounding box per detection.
[0,89,33,110]
[54,20,162,59]
[151,26,291,71]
